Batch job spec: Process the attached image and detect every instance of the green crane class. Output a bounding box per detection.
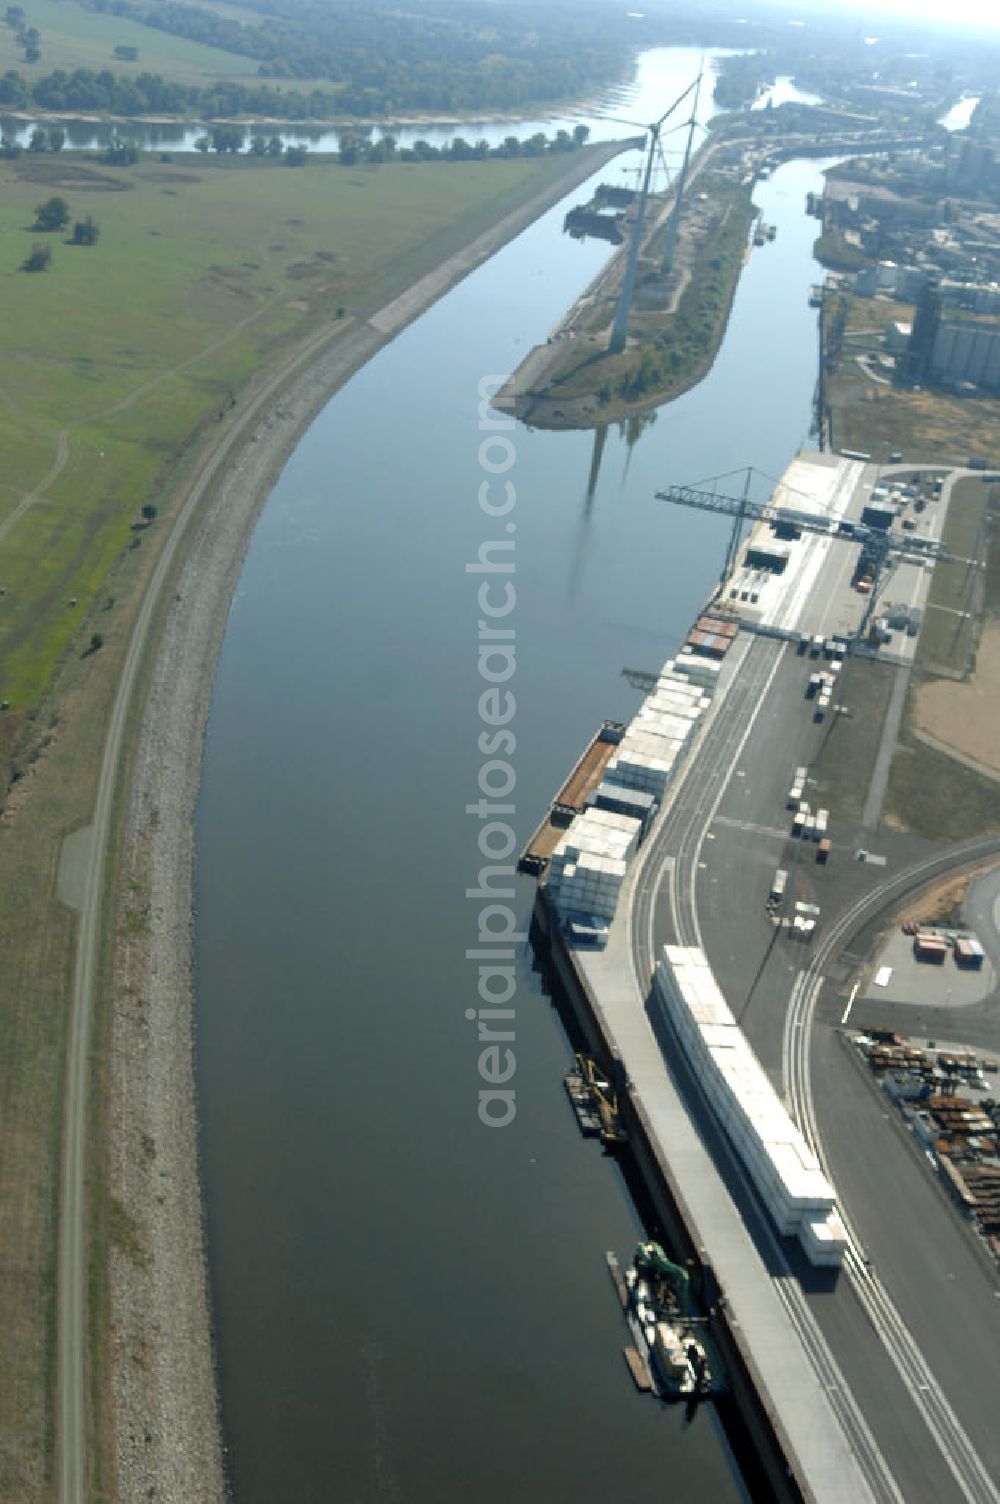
[635,1240,691,1314]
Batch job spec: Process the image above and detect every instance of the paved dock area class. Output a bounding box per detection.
[570,880,877,1504]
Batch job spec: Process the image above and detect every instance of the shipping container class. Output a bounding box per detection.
[914,933,948,962]
[955,937,985,969]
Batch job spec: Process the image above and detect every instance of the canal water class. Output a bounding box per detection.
[192,60,842,1504]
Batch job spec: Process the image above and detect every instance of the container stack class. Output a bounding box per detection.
[603,659,714,799]
[673,652,723,695]
[653,945,846,1267]
[547,809,643,922]
[590,781,657,835]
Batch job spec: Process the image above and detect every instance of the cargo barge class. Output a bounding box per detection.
[518,720,625,875]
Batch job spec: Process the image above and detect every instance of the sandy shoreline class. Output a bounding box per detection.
[106,139,626,1501]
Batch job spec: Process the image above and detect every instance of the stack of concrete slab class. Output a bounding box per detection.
[602,658,713,799]
[547,809,643,922]
[589,781,657,833]
[653,945,847,1267]
[672,652,723,694]
[604,741,679,798]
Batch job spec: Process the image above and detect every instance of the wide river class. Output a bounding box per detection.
[194,46,843,1504]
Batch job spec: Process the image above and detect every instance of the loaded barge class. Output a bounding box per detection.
[518,721,625,876]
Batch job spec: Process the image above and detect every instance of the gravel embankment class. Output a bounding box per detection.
[107,141,627,1501]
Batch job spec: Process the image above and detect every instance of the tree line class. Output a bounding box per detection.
[0,64,610,119]
[195,122,589,162]
[81,0,632,111]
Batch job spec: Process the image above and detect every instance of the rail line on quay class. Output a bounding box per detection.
[624,628,998,1504]
[786,839,1000,1504]
[626,636,904,1504]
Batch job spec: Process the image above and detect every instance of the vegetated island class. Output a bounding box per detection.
[498,140,758,431]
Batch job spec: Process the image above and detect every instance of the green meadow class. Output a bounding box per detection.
[0,149,574,711]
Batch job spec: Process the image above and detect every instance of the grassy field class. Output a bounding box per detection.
[0,0,262,85]
[916,475,989,675]
[884,702,1000,841]
[827,363,1000,466]
[884,482,1000,840]
[824,293,1000,465]
[811,655,897,821]
[0,149,577,725]
[843,295,914,335]
[0,143,592,1502]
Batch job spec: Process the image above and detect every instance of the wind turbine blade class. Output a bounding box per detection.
[599,115,649,130]
[654,74,699,129]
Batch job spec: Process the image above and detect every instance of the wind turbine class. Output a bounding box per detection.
[660,67,704,275]
[602,74,701,355]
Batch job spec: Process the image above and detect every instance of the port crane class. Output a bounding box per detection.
[634,1240,691,1314]
[602,71,702,354]
[576,1053,628,1147]
[654,467,975,642]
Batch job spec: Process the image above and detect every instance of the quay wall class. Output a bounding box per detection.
[532,892,805,1504]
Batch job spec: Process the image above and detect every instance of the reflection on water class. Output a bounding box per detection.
[195,145,838,1503]
[7,46,729,157]
[939,94,980,132]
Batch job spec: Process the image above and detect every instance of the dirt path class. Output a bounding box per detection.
[0,254,294,550]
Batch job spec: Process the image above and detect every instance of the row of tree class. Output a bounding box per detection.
[0,123,65,156]
[188,121,590,163]
[0,61,612,120]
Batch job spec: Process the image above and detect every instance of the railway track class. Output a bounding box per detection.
[785,840,1000,1504]
[628,634,1000,1504]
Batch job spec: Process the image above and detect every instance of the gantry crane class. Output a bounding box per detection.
[654,468,976,642]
